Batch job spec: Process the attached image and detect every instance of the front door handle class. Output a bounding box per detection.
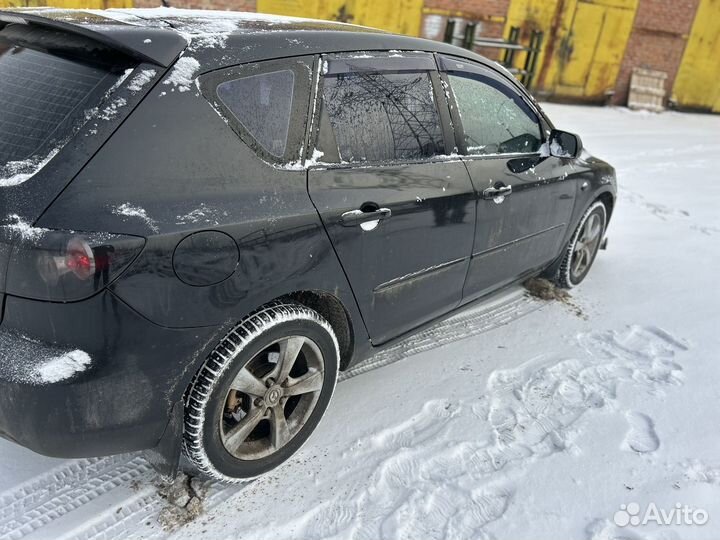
[340,207,392,229]
[482,185,513,200]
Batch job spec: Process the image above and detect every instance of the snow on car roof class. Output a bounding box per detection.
[6,7,381,35]
[1,7,390,63]
[1,7,488,72]
[107,7,369,32]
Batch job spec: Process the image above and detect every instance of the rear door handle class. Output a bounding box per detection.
[340,207,392,227]
[340,207,392,232]
[482,185,513,200]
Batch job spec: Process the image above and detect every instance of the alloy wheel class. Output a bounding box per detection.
[570,211,603,281]
[219,336,325,460]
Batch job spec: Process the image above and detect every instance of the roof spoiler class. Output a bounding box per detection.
[0,11,186,67]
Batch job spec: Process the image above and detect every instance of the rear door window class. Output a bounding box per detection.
[318,53,446,163]
[0,44,122,173]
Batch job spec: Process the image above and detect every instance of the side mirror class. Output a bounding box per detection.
[549,130,583,159]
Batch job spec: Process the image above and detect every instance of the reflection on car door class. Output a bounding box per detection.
[307,53,476,344]
[437,55,577,300]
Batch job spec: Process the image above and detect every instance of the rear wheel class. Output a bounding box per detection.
[183,303,339,482]
[556,201,607,288]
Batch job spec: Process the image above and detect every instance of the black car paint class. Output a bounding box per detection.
[0,291,223,457]
[310,160,477,345]
[0,10,616,475]
[0,10,188,66]
[435,55,582,301]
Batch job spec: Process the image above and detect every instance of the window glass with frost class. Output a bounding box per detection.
[320,70,445,163]
[448,73,542,155]
[217,70,295,158]
[0,43,120,174]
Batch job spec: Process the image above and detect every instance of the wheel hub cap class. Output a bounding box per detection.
[264,385,282,407]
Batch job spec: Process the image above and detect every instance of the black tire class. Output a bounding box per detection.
[556,201,607,289]
[183,302,339,483]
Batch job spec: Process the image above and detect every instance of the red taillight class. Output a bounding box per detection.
[38,236,95,284]
[6,229,144,302]
[65,237,96,280]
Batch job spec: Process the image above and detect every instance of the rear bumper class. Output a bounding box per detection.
[0,291,222,459]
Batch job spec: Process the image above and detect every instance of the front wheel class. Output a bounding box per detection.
[183,303,339,482]
[556,201,607,288]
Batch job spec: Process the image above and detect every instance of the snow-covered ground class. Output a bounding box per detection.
[1,104,719,540]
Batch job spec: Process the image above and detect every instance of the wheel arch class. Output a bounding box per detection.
[597,190,615,222]
[542,189,614,281]
[148,288,359,479]
[284,290,355,371]
[185,288,358,382]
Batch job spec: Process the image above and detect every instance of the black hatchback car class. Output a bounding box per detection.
[0,8,616,482]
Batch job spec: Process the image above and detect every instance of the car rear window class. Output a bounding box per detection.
[320,69,445,163]
[0,44,120,169]
[216,70,295,158]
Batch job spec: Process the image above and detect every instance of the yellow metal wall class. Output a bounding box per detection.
[672,0,720,112]
[257,0,423,36]
[351,0,422,36]
[256,0,337,19]
[0,0,131,7]
[505,0,637,100]
[504,0,558,90]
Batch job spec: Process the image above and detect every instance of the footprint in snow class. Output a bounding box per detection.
[622,412,660,454]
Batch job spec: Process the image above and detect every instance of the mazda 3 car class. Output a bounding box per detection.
[0,8,616,482]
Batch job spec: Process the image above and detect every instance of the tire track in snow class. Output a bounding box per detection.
[340,289,541,381]
[0,455,153,540]
[0,288,539,540]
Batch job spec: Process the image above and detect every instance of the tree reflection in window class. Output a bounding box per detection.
[322,70,445,163]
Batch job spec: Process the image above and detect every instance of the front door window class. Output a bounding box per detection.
[447,72,542,155]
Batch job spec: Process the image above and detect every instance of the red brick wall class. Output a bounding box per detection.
[421,0,510,59]
[612,0,699,105]
[424,0,509,17]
